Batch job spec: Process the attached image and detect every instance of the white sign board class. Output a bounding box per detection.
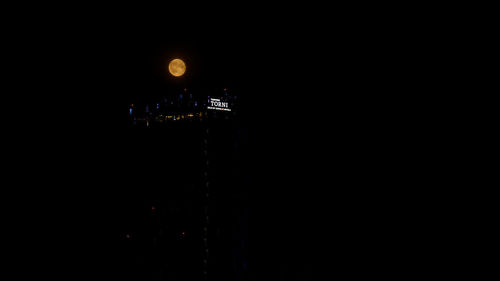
[207,98,231,112]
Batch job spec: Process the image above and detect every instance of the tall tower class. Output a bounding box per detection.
[122,86,247,280]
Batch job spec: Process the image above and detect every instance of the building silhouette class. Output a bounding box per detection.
[116,88,248,281]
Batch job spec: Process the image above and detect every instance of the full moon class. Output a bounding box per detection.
[168,59,186,77]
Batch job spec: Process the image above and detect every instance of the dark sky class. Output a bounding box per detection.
[10,10,430,279]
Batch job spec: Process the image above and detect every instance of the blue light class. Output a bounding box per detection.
[156,103,159,109]
[129,108,133,116]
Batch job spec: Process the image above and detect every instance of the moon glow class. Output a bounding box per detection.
[168,59,186,77]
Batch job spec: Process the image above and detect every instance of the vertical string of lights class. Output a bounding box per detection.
[202,124,210,280]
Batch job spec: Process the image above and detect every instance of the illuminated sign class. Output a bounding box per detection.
[207,98,231,111]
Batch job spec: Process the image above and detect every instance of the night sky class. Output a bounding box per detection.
[9,9,430,280]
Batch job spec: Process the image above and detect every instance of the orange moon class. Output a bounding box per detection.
[168,59,186,77]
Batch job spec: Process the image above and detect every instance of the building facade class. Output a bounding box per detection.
[117,89,248,281]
